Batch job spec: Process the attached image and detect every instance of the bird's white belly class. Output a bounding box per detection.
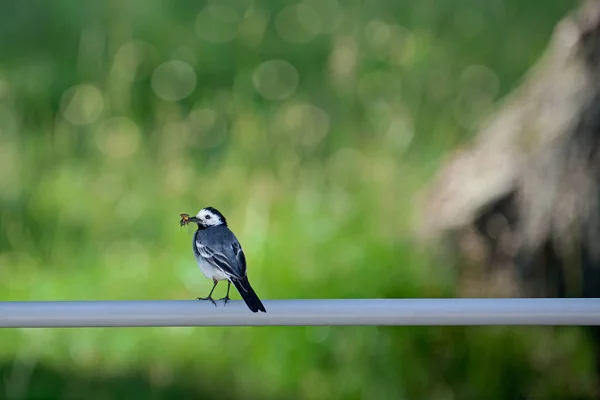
[195,254,230,281]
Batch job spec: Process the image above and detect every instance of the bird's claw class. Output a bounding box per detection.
[219,295,231,306]
[197,296,217,307]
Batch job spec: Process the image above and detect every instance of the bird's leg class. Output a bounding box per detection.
[219,281,231,305]
[197,279,218,307]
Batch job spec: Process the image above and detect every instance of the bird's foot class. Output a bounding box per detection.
[219,295,231,306]
[197,296,217,307]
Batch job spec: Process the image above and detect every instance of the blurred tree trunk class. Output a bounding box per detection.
[420,0,600,379]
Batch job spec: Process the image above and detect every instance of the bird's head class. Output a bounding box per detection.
[181,207,227,229]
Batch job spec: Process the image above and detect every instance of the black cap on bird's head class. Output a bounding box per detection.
[180,207,227,229]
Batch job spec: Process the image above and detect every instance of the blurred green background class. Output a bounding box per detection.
[0,0,594,399]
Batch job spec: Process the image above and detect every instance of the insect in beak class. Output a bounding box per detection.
[180,213,190,227]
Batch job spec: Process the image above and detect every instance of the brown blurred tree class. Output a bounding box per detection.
[420,0,600,374]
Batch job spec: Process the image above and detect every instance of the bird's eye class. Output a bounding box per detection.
[205,215,211,219]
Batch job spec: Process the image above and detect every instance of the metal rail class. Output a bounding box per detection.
[0,299,598,327]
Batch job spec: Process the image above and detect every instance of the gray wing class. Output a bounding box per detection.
[195,227,247,280]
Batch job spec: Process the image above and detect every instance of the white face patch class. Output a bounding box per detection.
[196,208,222,227]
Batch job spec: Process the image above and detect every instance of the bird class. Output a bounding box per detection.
[180,207,266,313]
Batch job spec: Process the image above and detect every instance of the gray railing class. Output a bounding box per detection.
[0,298,598,327]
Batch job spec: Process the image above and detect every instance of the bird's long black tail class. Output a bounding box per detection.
[232,277,266,313]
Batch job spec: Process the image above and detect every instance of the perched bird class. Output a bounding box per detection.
[180,207,266,313]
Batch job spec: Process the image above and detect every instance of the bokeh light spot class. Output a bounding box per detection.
[304,0,343,34]
[275,4,318,43]
[385,114,414,153]
[357,70,401,106]
[388,25,417,65]
[151,60,197,102]
[327,147,367,186]
[195,5,241,44]
[171,46,198,67]
[95,117,141,158]
[252,60,299,101]
[0,77,10,101]
[453,64,499,128]
[113,41,159,82]
[459,64,500,99]
[0,104,19,137]
[0,140,20,200]
[365,21,416,64]
[209,3,242,22]
[296,4,322,35]
[276,0,343,42]
[365,20,391,50]
[187,108,228,149]
[329,36,358,87]
[274,103,330,147]
[60,84,104,125]
[237,6,270,47]
[163,160,194,196]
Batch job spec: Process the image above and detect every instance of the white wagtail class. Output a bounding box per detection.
[180,207,266,313]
